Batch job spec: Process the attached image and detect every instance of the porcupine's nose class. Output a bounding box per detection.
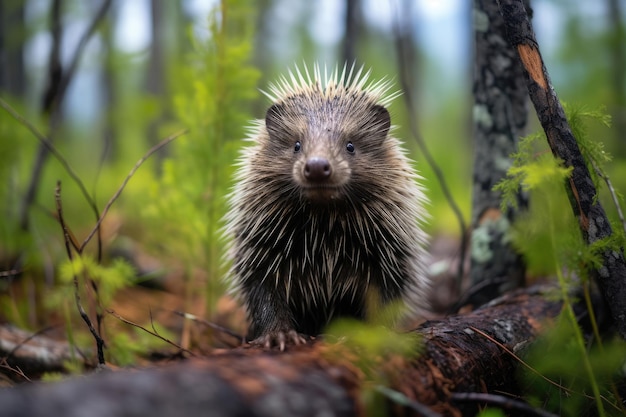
[304,157,332,183]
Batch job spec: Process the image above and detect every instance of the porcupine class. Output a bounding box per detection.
[224,64,429,349]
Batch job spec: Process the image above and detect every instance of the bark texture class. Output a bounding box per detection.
[498,0,626,339]
[468,0,529,306]
[0,325,77,380]
[0,287,565,417]
[342,0,359,66]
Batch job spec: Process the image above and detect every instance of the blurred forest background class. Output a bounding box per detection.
[0,0,625,367]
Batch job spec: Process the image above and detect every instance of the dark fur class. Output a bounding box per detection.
[224,66,428,346]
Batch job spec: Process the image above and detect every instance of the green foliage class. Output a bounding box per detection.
[57,255,135,305]
[0,100,38,263]
[495,142,584,277]
[324,297,422,382]
[325,316,421,417]
[476,410,506,417]
[564,103,613,194]
[495,103,623,277]
[496,103,625,416]
[521,314,626,416]
[497,104,614,209]
[326,319,420,369]
[142,0,260,312]
[107,326,174,366]
[41,372,66,383]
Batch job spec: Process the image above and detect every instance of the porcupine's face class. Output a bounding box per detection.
[264,91,392,205]
[226,66,430,324]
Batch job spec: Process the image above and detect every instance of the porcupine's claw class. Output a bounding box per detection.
[251,330,308,351]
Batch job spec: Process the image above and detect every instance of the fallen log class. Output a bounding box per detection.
[0,286,568,417]
[0,324,78,380]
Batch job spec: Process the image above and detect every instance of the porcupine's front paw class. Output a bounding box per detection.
[249,329,308,351]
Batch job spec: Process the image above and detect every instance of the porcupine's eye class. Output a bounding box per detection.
[294,141,302,153]
[346,141,355,154]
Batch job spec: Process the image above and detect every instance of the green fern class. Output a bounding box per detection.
[521,314,626,417]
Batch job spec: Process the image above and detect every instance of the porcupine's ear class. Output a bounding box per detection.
[368,104,391,139]
[265,103,285,138]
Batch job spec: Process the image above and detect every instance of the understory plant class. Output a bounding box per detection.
[495,104,626,416]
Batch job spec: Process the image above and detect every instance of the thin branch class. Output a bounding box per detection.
[593,161,626,237]
[54,0,113,113]
[0,97,98,217]
[55,181,106,366]
[469,326,623,413]
[0,361,30,383]
[171,310,245,344]
[21,0,112,258]
[391,5,468,286]
[0,269,23,279]
[468,326,574,393]
[79,128,188,251]
[0,100,186,253]
[376,385,443,417]
[41,0,62,114]
[451,392,558,417]
[0,104,185,362]
[2,325,58,362]
[451,276,511,313]
[106,309,195,357]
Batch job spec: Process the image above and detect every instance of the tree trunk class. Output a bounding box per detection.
[145,0,167,155]
[342,0,359,66]
[467,0,529,307]
[498,0,626,340]
[101,2,117,162]
[0,0,26,97]
[607,0,626,155]
[19,0,64,232]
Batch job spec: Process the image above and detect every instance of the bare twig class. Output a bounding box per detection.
[0,361,30,382]
[0,269,23,279]
[79,128,188,251]
[2,325,58,362]
[106,309,195,357]
[469,326,573,392]
[451,392,558,417]
[469,326,623,412]
[55,181,106,366]
[0,97,98,217]
[54,0,113,114]
[171,310,245,344]
[376,385,443,417]
[41,0,62,114]
[593,161,626,237]
[22,0,112,257]
[0,99,186,253]
[0,104,185,363]
[391,5,468,286]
